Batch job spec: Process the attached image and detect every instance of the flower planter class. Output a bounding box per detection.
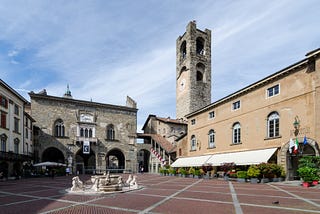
[312,180,318,186]
[237,178,246,183]
[302,182,311,187]
[250,178,258,184]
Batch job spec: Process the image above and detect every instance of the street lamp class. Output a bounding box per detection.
[293,116,300,136]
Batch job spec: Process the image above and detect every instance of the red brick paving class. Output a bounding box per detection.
[0,174,319,214]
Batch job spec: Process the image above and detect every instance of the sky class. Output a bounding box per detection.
[0,0,319,132]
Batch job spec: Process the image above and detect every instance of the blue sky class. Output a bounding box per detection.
[0,0,319,131]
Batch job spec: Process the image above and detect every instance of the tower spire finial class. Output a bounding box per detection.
[63,84,73,99]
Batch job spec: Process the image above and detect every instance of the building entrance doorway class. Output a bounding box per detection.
[287,143,316,180]
[76,149,95,174]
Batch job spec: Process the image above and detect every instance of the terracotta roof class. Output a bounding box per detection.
[156,117,187,125]
[137,133,176,153]
[141,114,187,131]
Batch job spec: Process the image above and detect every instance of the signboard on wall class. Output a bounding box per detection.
[83,141,90,154]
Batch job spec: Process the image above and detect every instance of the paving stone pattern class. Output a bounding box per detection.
[0,174,319,214]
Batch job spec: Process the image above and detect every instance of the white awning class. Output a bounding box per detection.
[171,155,212,168]
[206,148,278,166]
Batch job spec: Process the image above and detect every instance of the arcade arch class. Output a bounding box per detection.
[106,148,125,173]
[280,137,319,180]
[42,147,65,163]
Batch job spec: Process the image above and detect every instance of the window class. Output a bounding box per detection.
[232,123,241,144]
[14,138,19,153]
[196,63,205,82]
[0,134,7,152]
[25,127,28,139]
[180,41,187,59]
[1,112,6,128]
[232,100,241,110]
[208,129,215,148]
[107,124,115,140]
[80,127,93,138]
[14,118,19,133]
[14,104,19,115]
[196,37,205,55]
[267,84,280,97]
[267,112,280,138]
[209,111,215,119]
[54,119,65,137]
[191,119,196,125]
[190,135,196,151]
[0,96,8,108]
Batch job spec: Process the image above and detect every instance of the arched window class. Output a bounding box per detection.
[208,129,215,148]
[196,63,205,82]
[107,124,115,140]
[80,127,93,138]
[267,112,280,138]
[14,138,19,153]
[0,134,7,152]
[196,37,205,55]
[180,41,187,59]
[190,135,196,151]
[54,119,65,137]
[232,123,241,144]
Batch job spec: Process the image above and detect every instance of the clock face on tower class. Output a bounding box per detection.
[179,78,186,91]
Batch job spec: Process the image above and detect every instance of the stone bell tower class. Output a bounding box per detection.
[176,21,212,119]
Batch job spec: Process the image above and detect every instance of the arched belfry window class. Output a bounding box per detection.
[180,41,187,59]
[107,124,115,140]
[54,119,65,137]
[196,37,205,55]
[196,63,205,82]
[267,112,280,138]
[232,122,241,144]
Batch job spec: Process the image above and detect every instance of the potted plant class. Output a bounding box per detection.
[188,167,195,178]
[194,169,200,178]
[247,165,260,184]
[236,171,247,183]
[199,168,206,178]
[180,168,187,177]
[297,166,317,187]
[169,167,176,176]
[257,163,270,183]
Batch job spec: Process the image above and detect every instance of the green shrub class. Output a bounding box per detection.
[237,171,247,179]
[297,166,318,182]
[188,167,195,175]
[247,165,260,178]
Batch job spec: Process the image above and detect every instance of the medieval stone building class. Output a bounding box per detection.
[29,88,138,174]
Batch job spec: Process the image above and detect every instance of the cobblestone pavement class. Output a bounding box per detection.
[0,174,319,214]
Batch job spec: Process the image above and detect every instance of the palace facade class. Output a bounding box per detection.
[29,88,138,174]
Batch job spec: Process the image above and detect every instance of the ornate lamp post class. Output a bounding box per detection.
[293,116,300,137]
